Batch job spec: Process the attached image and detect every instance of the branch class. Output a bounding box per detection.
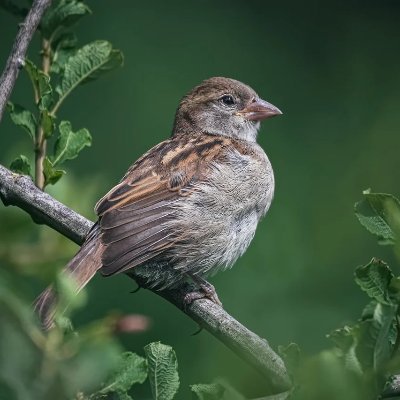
[34,38,51,189]
[0,165,91,244]
[0,0,52,123]
[0,163,291,393]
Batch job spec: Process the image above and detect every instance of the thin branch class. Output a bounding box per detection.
[34,38,51,189]
[0,163,291,393]
[0,0,52,123]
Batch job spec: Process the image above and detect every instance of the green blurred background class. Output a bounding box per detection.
[1,0,400,398]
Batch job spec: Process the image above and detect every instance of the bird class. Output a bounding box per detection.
[35,76,282,329]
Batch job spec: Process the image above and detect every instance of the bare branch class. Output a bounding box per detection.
[0,163,291,393]
[0,0,52,123]
[0,165,91,244]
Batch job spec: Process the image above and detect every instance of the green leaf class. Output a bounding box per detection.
[99,352,147,396]
[41,0,91,40]
[329,303,397,376]
[40,109,55,138]
[361,300,378,320]
[43,157,65,186]
[24,59,53,110]
[50,32,78,74]
[191,383,224,400]
[355,303,397,372]
[52,120,92,166]
[354,258,394,305]
[355,190,400,245]
[54,41,123,112]
[389,276,400,303]
[144,342,180,400]
[190,381,246,400]
[9,155,31,176]
[328,326,354,353]
[7,103,37,140]
[327,325,363,375]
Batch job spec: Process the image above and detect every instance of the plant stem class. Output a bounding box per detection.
[34,38,51,189]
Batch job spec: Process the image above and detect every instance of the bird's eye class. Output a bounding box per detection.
[220,95,235,106]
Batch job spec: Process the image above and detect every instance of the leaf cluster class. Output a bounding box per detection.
[277,190,400,400]
[3,0,123,188]
[0,271,245,400]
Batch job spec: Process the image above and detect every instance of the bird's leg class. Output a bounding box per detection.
[183,274,222,307]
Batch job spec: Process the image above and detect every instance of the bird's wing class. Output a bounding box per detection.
[95,134,230,276]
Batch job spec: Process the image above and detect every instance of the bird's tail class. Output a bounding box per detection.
[34,225,103,330]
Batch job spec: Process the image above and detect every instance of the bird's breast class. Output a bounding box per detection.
[168,145,274,276]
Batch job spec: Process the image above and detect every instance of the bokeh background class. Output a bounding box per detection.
[1,1,400,398]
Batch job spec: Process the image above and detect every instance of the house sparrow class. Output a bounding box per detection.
[35,77,282,328]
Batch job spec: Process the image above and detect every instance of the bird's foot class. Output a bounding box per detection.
[183,275,222,307]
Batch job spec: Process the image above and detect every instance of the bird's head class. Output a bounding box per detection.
[173,77,282,142]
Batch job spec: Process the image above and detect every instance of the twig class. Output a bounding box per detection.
[0,163,291,393]
[0,0,52,123]
[34,38,51,189]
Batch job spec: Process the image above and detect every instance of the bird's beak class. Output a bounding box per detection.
[237,98,283,121]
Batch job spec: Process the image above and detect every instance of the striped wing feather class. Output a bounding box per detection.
[96,175,179,276]
[94,135,231,277]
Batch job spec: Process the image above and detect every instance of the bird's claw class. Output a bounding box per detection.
[183,280,222,309]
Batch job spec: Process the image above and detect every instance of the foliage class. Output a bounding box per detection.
[144,342,180,400]
[4,0,123,189]
[354,189,400,246]
[0,270,122,400]
[280,190,400,400]
[0,271,243,400]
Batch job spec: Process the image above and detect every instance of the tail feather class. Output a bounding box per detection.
[34,225,103,330]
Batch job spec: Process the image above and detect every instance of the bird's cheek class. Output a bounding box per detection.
[233,113,245,124]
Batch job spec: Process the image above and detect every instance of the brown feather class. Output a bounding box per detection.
[94,134,231,277]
